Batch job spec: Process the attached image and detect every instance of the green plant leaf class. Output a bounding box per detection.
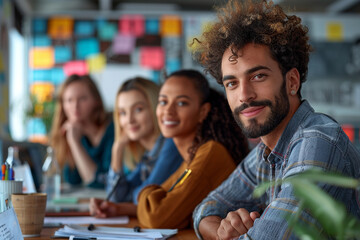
[294,169,360,188]
[292,180,346,236]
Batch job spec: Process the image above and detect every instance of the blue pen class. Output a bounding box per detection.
[9,167,13,180]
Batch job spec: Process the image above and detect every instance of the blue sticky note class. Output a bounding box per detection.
[51,68,65,85]
[27,117,47,136]
[33,35,51,47]
[166,58,182,75]
[33,19,47,34]
[55,46,72,63]
[151,71,161,84]
[75,21,95,36]
[99,22,117,41]
[30,70,51,82]
[76,38,99,59]
[146,18,159,34]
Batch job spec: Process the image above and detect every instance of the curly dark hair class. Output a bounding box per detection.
[166,69,249,165]
[193,0,311,98]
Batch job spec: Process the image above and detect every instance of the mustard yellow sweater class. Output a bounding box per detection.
[137,140,236,229]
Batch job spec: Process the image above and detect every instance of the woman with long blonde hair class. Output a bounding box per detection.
[50,74,114,188]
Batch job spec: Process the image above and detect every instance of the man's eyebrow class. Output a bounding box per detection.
[246,65,271,75]
[222,65,272,82]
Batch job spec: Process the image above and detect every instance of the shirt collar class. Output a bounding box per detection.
[263,100,314,163]
[143,134,165,160]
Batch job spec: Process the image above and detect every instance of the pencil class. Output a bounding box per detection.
[168,169,192,192]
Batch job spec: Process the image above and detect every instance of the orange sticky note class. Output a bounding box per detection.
[86,53,106,73]
[63,60,88,76]
[48,17,74,39]
[30,82,55,103]
[140,47,165,70]
[29,47,55,69]
[160,15,182,37]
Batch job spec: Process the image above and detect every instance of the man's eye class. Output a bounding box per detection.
[225,81,237,88]
[119,111,126,116]
[253,74,266,81]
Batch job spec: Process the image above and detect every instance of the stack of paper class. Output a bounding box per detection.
[54,224,178,240]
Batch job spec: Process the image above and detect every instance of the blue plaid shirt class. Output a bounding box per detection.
[193,100,360,239]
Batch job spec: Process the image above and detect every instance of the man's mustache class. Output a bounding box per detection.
[233,100,272,115]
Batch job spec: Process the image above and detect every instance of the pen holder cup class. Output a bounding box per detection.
[11,193,47,237]
[0,180,23,210]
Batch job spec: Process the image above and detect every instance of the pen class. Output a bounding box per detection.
[106,174,123,201]
[1,164,5,180]
[168,169,192,192]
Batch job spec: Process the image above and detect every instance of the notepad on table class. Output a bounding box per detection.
[54,224,178,240]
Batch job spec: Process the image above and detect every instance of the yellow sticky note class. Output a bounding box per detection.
[29,47,55,69]
[48,17,74,39]
[160,16,182,36]
[86,53,106,73]
[326,22,343,41]
[30,82,55,103]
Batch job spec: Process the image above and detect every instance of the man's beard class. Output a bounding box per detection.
[232,81,289,138]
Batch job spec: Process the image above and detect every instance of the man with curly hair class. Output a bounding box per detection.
[192,0,360,239]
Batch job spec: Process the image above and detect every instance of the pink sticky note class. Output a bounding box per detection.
[119,15,145,37]
[112,34,136,54]
[63,60,88,76]
[140,47,165,70]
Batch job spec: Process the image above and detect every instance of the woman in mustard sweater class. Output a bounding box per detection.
[90,69,249,229]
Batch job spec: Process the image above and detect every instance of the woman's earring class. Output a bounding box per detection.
[291,90,296,95]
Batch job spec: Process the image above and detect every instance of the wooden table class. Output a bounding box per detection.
[26,217,197,240]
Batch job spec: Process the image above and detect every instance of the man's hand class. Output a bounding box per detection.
[217,208,260,240]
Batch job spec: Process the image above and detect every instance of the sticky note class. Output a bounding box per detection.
[32,19,47,34]
[48,17,74,39]
[146,18,159,35]
[30,70,51,82]
[166,58,181,74]
[51,68,65,85]
[55,46,72,63]
[140,47,165,70]
[63,60,88,76]
[160,15,182,36]
[30,82,55,103]
[75,21,95,36]
[76,38,99,59]
[27,118,47,136]
[29,47,55,69]
[33,35,51,47]
[86,53,106,73]
[98,22,117,41]
[119,15,145,37]
[112,34,136,54]
[326,22,343,41]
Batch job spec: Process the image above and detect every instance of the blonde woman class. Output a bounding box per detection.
[50,74,113,188]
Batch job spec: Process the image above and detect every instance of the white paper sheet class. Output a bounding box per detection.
[44,215,129,225]
[54,224,178,240]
